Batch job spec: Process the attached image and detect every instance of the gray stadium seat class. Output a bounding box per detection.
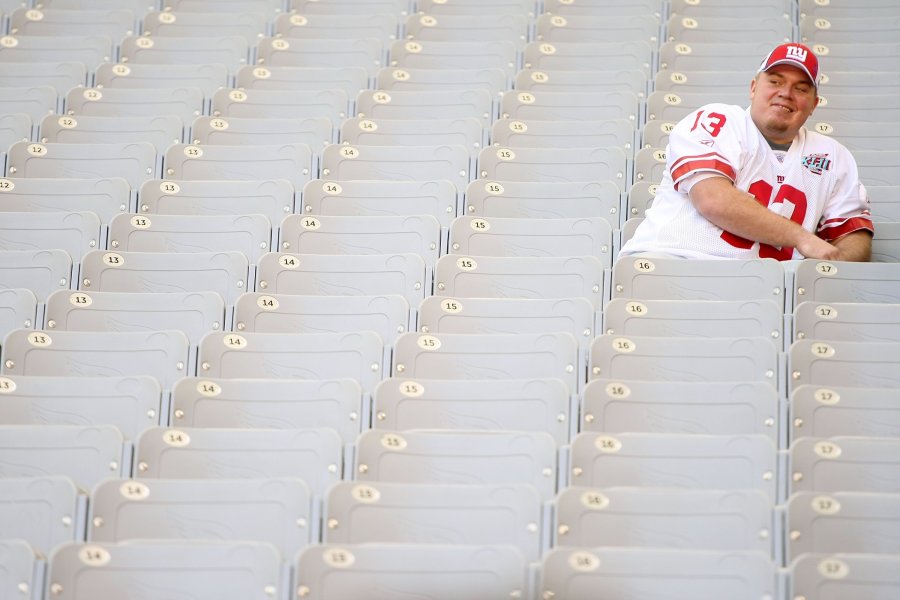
[373,376,573,445]
[137,179,294,225]
[405,13,528,48]
[645,90,749,123]
[464,179,621,224]
[793,301,900,343]
[0,34,113,70]
[800,14,900,45]
[0,539,42,600]
[340,116,485,156]
[788,553,900,600]
[388,39,518,77]
[355,88,494,126]
[7,7,136,39]
[355,428,559,500]
[535,13,661,44]
[0,476,83,559]
[46,540,283,600]
[658,40,775,73]
[0,211,101,261]
[256,36,383,76]
[568,431,779,500]
[542,0,665,17]
[234,64,369,97]
[163,143,314,189]
[671,0,792,18]
[417,0,536,15]
[792,259,900,306]
[809,120,900,151]
[320,143,470,191]
[500,89,640,124]
[541,547,777,600]
[626,181,660,219]
[89,477,315,559]
[805,41,900,72]
[814,96,900,125]
[0,86,57,121]
[165,0,284,11]
[0,288,36,340]
[6,141,158,190]
[323,481,544,561]
[0,61,87,95]
[211,87,350,126]
[0,249,72,302]
[95,63,229,98]
[294,543,529,600]
[666,14,792,43]
[64,86,205,125]
[273,12,400,42]
[290,0,410,15]
[0,373,162,441]
[190,115,334,148]
[141,9,269,40]
[39,114,184,152]
[522,41,653,76]
[490,118,636,159]
[170,376,363,445]
[119,34,250,75]
[789,436,900,494]
[514,68,649,97]
[581,379,780,441]
[789,339,900,392]
[553,486,774,554]
[476,146,628,192]
[789,384,900,442]
[653,68,751,96]
[374,66,509,98]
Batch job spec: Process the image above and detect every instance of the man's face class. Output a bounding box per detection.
[749,64,818,145]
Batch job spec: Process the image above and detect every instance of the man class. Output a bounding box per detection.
[620,42,873,261]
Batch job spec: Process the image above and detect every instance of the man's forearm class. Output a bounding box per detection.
[832,230,873,262]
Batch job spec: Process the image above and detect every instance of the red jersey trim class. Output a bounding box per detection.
[817,216,875,242]
[670,153,737,190]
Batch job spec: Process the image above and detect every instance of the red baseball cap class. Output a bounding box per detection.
[757,43,819,89]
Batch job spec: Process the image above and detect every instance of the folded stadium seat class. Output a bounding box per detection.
[786,491,900,562]
[464,180,621,226]
[540,547,777,600]
[789,384,900,441]
[322,481,545,562]
[404,13,530,49]
[789,339,900,393]
[141,9,269,40]
[490,118,636,165]
[1,328,190,393]
[0,476,83,562]
[39,114,184,152]
[789,553,900,600]
[0,249,72,302]
[632,146,668,186]
[813,94,900,125]
[391,331,581,396]
[89,477,316,560]
[552,486,775,555]
[433,254,606,313]
[625,180,659,220]
[44,288,226,350]
[355,88,494,127]
[0,424,127,493]
[671,0,793,19]
[0,35,114,71]
[163,142,315,189]
[791,259,900,306]
[653,68,751,96]
[793,301,900,343]
[138,178,294,225]
[522,41,653,79]
[658,40,776,73]
[500,89,641,126]
[190,114,334,148]
[542,0,664,17]
[416,0,536,15]
[476,146,629,193]
[788,436,900,494]
[0,538,43,600]
[800,14,900,45]
[295,543,530,600]
[79,249,250,307]
[589,334,781,392]
[448,215,614,267]
[211,87,350,127]
[196,330,385,397]
[235,64,369,98]
[0,85,58,121]
[373,376,573,446]
[6,141,158,190]
[135,426,343,497]
[233,292,411,363]
[0,112,32,151]
[170,376,364,445]
[340,116,486,157]
[64,86,205,126]
[603,297,784,345]
[514,68,649,99]
[534,13,661,45]
[801,42,900,72]
[809,120,900,151]
[256,36,384,77]
[568,431,779,501]
[374,66,509,99]
[666,14,792,44]
[612,255,787,305]
[320,143,470,192]
[814,70,900,95]
[581,379,780,441]
[355,428,559,501]
[0,61,87,95]
[388,39,519,78]
[94,63,229,99]
[645,90,749,124]
[301,178,457,231]
[0,211,101,261]
[290,0,410,13]
[853,150,900,188]
[273,12,401,42]
[119,34,251,76]
[46,540,283,600]
[0,288,36,340]
[163,0,284,11]
[0,373,162,441]
[278,214,441,273]
[255,252,428,310]
[38,0,162,11]
[7,7,137,39]
[639,119,673,149]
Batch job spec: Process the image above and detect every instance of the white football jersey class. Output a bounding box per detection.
[621,103,873,260]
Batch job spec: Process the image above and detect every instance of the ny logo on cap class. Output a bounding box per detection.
[785,45,808,62]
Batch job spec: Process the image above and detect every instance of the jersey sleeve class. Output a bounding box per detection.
[816,145,874,241]
[666,104,746,192]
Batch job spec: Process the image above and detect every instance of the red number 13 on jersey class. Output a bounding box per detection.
[721,180,809,260]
